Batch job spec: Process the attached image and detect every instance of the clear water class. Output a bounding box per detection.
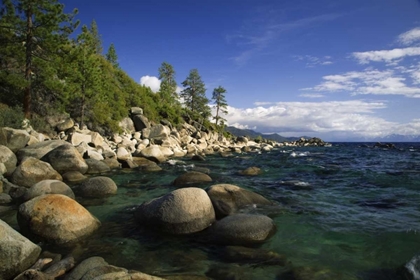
[3,143,420,279]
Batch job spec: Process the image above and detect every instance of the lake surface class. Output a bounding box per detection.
[3,142,420,279]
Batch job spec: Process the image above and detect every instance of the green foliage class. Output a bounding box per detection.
[212,85,228,127]
[0,0,78,118]
[0,103,24,128]
[1,2,218,135]
[105,43,119,68]
[158,62,178,104]
[181,69,211,120]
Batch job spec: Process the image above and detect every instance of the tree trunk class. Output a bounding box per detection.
[24,4,33,119]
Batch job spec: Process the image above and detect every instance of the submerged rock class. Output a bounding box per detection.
[75,176,117,198]
[18,194,100,244]
[208,214,275,245]
[221,246,288,266]
[135,187,216,234]
[239,166,262,176]
[173,171,212,187]
[0,219,41,280]
[206,184,272,219]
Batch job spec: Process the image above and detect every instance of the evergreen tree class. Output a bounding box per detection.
[181,69,210,119]
[158,62,178,103]
[105,43,119,68]
[89,19,102,54]
[66,25,101,128]
[0,0,78,119]
[212,86,228,126]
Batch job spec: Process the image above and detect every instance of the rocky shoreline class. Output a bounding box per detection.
[1,107,334,279]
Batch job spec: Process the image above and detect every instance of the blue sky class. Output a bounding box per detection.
[62,0,420,141]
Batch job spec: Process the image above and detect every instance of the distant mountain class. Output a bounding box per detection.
[226,126,309,142]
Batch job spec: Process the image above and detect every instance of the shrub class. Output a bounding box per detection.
[0,103,24,129]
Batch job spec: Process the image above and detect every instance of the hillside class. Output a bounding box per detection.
[226,126,309,142]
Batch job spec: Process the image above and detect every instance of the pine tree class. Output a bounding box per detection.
[0,0,78,119]
[181,69,210,119]
[66,25,102,128]
[105,43,119,68]
[89,19,102,55]
[158,62,178,103]
[212,86,228,126]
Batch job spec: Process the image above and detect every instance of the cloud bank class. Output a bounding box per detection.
[224,101,420,140]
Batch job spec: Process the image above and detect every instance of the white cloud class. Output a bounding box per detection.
[294,55,334,67]
[299,93,325,98]
[306,68,420,98]
[139,75,161,92]
[352,47,420,64]
[223,100,413,140]
[398,27,420,46]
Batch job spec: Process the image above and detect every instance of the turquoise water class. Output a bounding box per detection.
[4,143,420,279]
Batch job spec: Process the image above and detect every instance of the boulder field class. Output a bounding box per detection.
[0,107,331,279]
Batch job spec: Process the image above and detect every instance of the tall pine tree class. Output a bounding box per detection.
[212,86,228,127]
[181,69,210,119]
[0,0,78,118]
[158,62,178,104]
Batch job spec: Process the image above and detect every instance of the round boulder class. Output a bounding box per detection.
[17,194,101,244]
[16,140,67,162]
[23,180,75,201]
[0,127,30,153]
[206,184,272,218]
[173,171,212,187]
[0,219,41,280]
[11,157,63,188]
[135,187,216,234]
[75,176,117,198]
[41,143,88,175]
[0,145,17,176]
[140,145,166,163]
[209,214,275,245]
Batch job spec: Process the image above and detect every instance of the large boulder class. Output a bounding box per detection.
[208,214,275,245]
[149,124,170,140]
[173,171,212,187]
[118,117,136,133]
[69,132,92,146]
[16,140,68,162]
[56,118,74,132]
[206,184,272,218]
[131,157,162,171]
[0,145,17,176]
[132,114,150,131]
[11,157,63,188]
[0,219,41,280]
[0,127,30,153]
[140,145,166,163]
[135,187,216,234]
[75,176,117,198]
[17,194,101,244]
[23,180,75,201]
[41,143,88,174]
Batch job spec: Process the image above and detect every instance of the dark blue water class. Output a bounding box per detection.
[6,143,420,279]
